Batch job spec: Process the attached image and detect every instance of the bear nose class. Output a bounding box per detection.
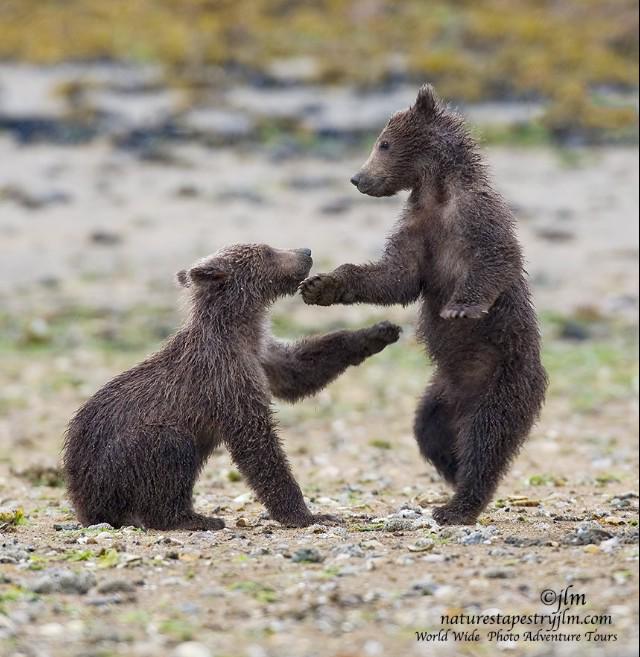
[350,174,361,187]
[297,248,312,257]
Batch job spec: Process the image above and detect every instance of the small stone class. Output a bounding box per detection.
[600,537,620,553]
[458,526,497,545]
[602,516,626,525]
[172,641,212,657]
[89,230,123,246]
[97,579,136,594]
[484,568,515,579]
[410,580,439,596]
[236,517,250,528]
[86,523,114,531]
[291,548,324,563]
[29,569,96,595]
[53,522,81,531]
[383,517,416,532]
[563,521,613,546]
[408,538,434,552]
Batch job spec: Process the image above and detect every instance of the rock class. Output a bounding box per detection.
[89,230,123,246]
[457,525,498,545]
[29,569,96,594]
[600,537,620,554]
[504,535,545,548]
[559,320,590,341]
[0,542,32,564]
[172,641,212,657]
[175,184,201,198]
[408,538,434,553]
[86,523,114,531]
[86,593,136,606]
[319,197,352,215]
[97,579,136,594]
[620,527,639,544]
[291,548,324,563]
[53,522,82,531]
[333,544,365,558]
[0,185,71,210]
[383,517,416,532]
[484,567,515,579]
[563,521,613,546]
[409,580,439,596]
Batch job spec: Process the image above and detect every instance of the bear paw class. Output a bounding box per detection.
[299,274,349,306]
[280,512,343,528]
[440,303,489,320]
[432,503,479,526]
[362,321,402,355]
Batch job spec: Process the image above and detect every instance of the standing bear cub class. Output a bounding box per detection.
[301,84,547,525]
[64,244,400,530]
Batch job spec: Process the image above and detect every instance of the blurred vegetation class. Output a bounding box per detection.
[0,0,637,138]
[0,305,637,420]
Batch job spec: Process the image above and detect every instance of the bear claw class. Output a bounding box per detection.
[440,303,489,320]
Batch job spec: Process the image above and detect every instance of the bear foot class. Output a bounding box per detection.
[278,512,343,528]
[432,503,480,526]
[172,513,226,531]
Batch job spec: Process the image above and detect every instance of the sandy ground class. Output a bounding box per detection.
[0,135,638,657]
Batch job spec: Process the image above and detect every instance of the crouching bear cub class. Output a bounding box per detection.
[301,84,547,525]
[64,244,400,530]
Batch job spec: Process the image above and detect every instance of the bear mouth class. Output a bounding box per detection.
[356,177,396,197]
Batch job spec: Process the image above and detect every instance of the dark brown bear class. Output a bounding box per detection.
[300,85,547,525]
[63,244,400,530]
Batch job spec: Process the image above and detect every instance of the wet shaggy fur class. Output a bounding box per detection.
[63,244,401,530]
[301,85,548,525]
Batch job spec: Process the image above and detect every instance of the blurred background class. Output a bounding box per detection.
[0,2,638,657]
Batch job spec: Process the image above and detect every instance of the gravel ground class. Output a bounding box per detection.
[0,129,638,657]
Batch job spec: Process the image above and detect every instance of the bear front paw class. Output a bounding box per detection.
[440,303,489,320]
[299,274,347,306]
[363,321,402,352]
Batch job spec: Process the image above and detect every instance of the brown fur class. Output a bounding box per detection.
[63,244,400,530]
[300,85,547,525]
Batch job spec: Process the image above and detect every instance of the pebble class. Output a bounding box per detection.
[172,642,212,657]
[29,569,96,594]
[292,548,324,563]
[382,517,415,532]
[86,523,114,531]
[484,567,515,579]
[563,521,613,545]
[53,522,81,531]
[457,526,498,545]
[0,542,32,564]
[97,579,136,594]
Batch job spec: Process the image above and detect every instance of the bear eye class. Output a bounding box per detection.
[379,140,390,151]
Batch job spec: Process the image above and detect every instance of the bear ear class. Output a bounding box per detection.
[176,269,191,288]
[414,83,439,116]
[188,263,229,286]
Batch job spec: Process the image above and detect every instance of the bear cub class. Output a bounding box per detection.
[301,84,547,525]
[64,244,400,530]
